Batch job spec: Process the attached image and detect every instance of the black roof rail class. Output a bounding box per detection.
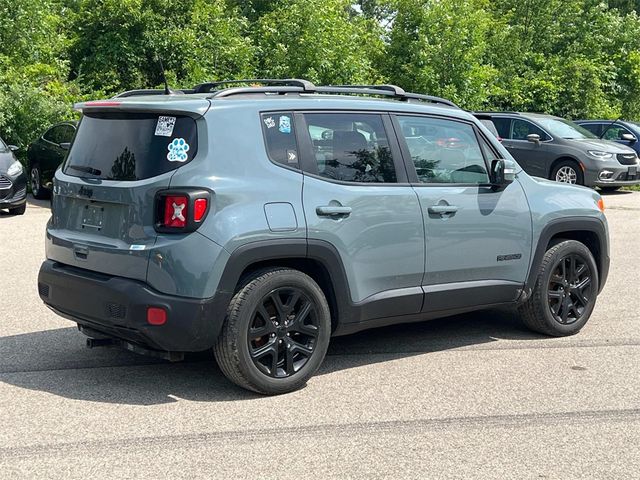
[112,79,459,108]
[318,85,459,108]
[113,89,192,98]
[210,86,307,98]
[472,111,521,115]
[207,82,459,108]
[193,78,316,94]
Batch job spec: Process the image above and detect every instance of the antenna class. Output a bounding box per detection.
[157,57,173,95]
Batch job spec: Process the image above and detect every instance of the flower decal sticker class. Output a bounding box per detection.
[167,138,190,162]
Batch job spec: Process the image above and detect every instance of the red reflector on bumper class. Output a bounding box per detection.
[147,307,167,325]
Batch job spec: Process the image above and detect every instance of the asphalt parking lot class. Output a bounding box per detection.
[1,192,639,479]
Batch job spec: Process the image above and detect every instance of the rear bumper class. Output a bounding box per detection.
[38,260,227,352]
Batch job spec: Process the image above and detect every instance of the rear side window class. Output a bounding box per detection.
[492,118,511,139]
[512,119,550,141]
[302,112,396,183]
[580,123,602,137]
[261,112,298,167]
[59,124,76,143]
[64,113,197,181]
[43,126,62,143]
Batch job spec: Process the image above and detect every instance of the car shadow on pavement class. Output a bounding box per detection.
[0,308,545,405]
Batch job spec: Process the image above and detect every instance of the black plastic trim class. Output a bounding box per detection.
[38,260,226,352]
[523,217,609,298]
[423,280,522,312]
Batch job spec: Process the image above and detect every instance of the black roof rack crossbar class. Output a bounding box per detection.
[193,78,316,94]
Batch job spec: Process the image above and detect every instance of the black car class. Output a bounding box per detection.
[27,122,76,199]
[0,136,27,215]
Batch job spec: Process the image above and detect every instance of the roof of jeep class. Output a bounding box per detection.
[76,92,476,122]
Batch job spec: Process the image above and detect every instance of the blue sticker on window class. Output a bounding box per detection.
[167,138,190,162]
[279,115,291,134]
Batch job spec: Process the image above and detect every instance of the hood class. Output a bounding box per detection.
[569,138,636,154]
[0,150,17,172]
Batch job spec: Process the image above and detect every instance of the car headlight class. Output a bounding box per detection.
[6,160,23,176]
[587,150,614,160]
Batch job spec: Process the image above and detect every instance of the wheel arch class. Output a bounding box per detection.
[214,239,352,332]
[549,156,583,180]
[523,218,609,299]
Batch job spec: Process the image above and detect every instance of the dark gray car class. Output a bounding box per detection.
[0,136,27,215]
[476,112,640,190]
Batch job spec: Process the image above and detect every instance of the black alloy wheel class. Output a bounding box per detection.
[518,240,599,336]
[248,287,319,378]
[214,268,331,395]
[546,253,594,325]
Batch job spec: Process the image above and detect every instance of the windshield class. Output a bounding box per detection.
[0,137,8,152]
[535,117,597,139]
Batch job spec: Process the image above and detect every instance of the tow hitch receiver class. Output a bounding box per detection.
[80,325,184,362]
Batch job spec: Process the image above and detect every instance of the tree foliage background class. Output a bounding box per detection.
[2,0,640,151]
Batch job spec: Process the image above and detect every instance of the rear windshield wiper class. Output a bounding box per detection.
[67,165,102,176]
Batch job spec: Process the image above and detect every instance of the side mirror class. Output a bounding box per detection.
[8,145,19,152]
[491,159,515,188]
[59,142,71,150]
[621,133,636,143]
[526,134,541,144]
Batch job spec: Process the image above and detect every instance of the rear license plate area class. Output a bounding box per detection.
[82,205,105,231]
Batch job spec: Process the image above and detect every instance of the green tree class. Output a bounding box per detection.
[383,0,497,109]
[69,0,253,93]
[254,0,383,84]
[0,0,79,151]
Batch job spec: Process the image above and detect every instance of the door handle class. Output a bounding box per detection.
[316,206,352,217]
[428,205,459,215]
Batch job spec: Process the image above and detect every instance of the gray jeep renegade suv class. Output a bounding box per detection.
[38,80,610,394]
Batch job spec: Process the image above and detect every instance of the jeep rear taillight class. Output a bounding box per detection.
[155,189,211,233]
[194,198,208,222]
[163,196,188,228]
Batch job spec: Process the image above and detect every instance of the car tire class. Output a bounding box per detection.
[213,268,331,395]
[9,203,26,215]
[29,164,48,199]
[551,160,584,186]
[599,186,620,193]
[518,240,599,336]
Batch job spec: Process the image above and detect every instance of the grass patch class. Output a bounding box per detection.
[622,185,640,191]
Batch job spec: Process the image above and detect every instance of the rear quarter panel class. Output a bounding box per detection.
[155,103,306,296]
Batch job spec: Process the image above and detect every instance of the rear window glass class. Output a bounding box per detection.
[261,112,298,167]
[63,112,197,181]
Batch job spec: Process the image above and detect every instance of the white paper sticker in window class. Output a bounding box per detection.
[155,116,176,137]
